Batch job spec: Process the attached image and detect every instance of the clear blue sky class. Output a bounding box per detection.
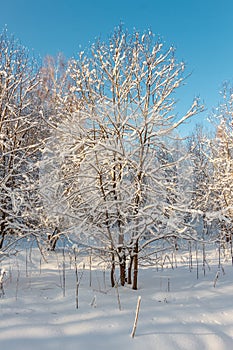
[1,0,233,133]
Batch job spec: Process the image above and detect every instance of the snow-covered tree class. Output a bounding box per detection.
[42,26,203,289]
[38,53,82,248]
[187,126,214,238]
[0,29,42,250]
[207,85,233,242]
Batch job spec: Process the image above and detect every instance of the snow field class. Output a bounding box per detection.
[0,246,233,349]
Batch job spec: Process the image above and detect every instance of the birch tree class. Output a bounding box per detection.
[43,26,203,289]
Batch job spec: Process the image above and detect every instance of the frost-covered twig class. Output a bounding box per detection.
[131,296,141,338]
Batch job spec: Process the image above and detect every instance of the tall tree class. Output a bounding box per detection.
[42,26,203,289]
[208,85,233,242]
[188,125,213,238]
[0,29,41,250]
[38,53,81,245]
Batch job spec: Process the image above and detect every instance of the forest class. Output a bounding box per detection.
[1,25,233,293]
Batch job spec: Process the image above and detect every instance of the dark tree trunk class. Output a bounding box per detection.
[120,262,126,286]
[127,253,133,285]
[110,252,115,287]
[0,233,5,249]
[0,220,7,249]
[47,227,59,251]
[119,250,126,286]
[132,240,139,290]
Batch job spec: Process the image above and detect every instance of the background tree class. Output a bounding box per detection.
[0,29,42,250]
[207,85,233,244]
[38,53,82,248]
[188,125,214,239]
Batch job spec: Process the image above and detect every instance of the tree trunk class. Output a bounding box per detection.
[119,250,126,286]
[110,252,115,287]
[47,227,59,251]
[0,233,5,250]
[132,240,139,290]
[127,253,133,285]
[0,220,7,249]
[120,263,126,286]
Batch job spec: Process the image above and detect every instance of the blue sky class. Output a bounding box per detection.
[1,0,233,133]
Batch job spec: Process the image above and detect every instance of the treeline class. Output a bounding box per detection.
[0,26,232,289]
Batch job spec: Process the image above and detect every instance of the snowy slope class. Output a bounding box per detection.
[0,246,233,350]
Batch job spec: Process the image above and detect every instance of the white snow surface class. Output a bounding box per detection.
[1,246,233,350]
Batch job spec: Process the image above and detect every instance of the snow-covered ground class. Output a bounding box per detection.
[1,245,233,350]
